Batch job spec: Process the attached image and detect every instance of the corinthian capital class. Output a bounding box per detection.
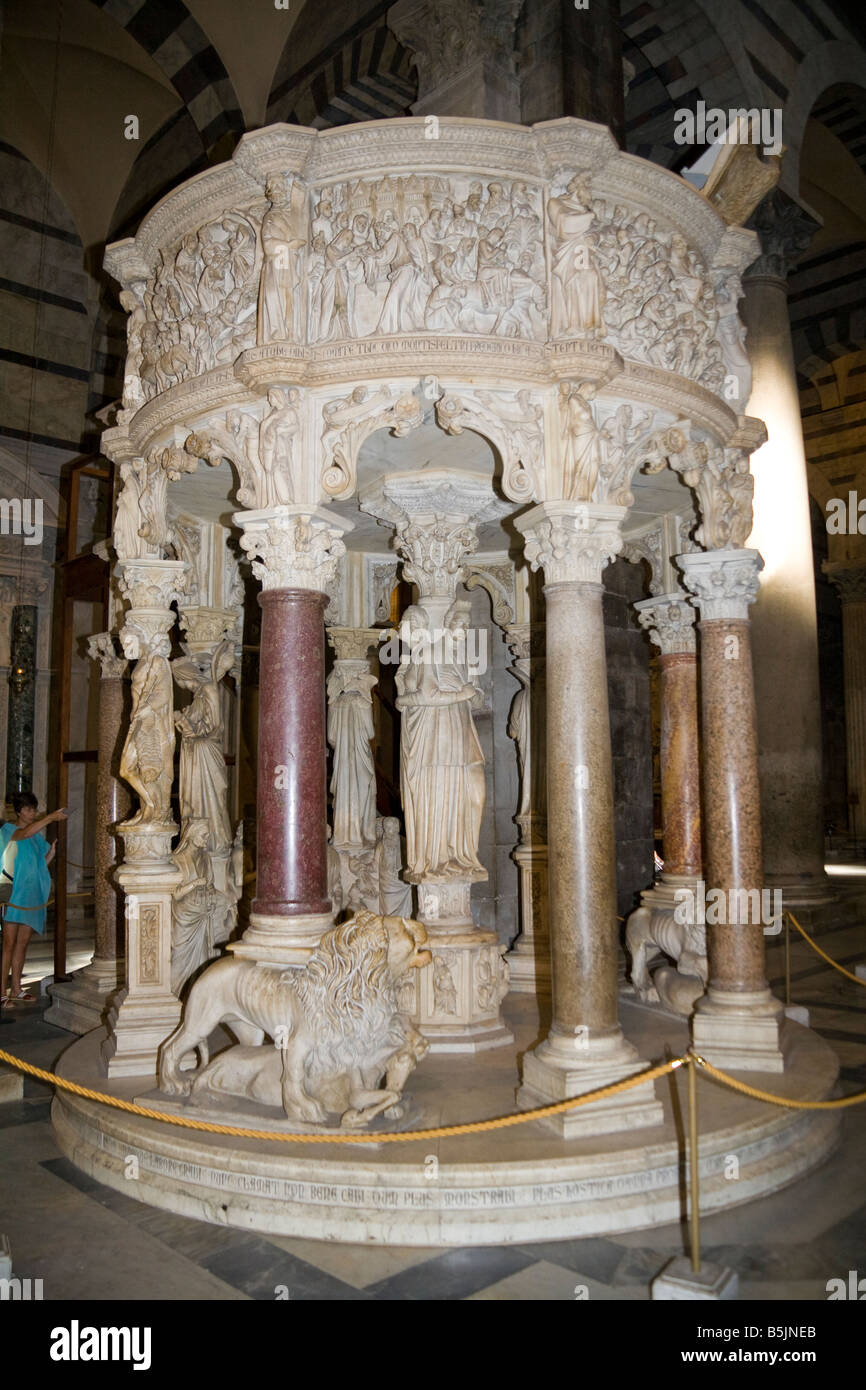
[234,505,350,593]
[515,502,626,584]
[679,548,763,621]
[634,593,696,655]
[745,189,820,282]
[87,631,128,679]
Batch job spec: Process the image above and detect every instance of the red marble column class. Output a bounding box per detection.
[254,588,330,917]
[659,651,702,878]
[680,548,783,1072]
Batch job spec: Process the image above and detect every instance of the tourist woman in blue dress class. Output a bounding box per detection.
[0,793,67,1004]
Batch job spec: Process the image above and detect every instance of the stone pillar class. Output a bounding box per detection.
[680,548,784,1072]
[5,605,37,801]
[45,634,130,1033]
[103,560,187,1079]
[824,562,866,840]
[515,502,664,1135]
[389,0,522,121]
[326,627,380,911]
[231,506,350,967]
[360,472,511,1052]
[626,595,704,1014]
[742,190,829,903]
[503,622,550,994]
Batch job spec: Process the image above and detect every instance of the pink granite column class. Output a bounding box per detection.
[514,502,663,1135]
[254,588,329,917]
[233,505,349,966]
[680,548,784,1071]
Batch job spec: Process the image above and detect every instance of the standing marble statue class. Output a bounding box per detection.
[548,175,605,338]
[326,664,378,850]
[257,174,306,344]
[171,818,220,994]
[172,639,234,855]
[396,602,486,879]
[119,629,175,826]
[373,815,413,916]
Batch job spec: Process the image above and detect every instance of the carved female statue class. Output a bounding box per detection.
[326,664,378,851]
[172,640,234,855]
[114,459,146,560]
[257,174,306,344]
[373,815,413,917]
[548,175,605,338]
[258,387,300,507]
[396,602,486,880]
[560,380,603,500]
[171,818,219,994]
[119,630,175,826]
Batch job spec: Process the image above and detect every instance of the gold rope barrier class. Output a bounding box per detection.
[786,911,866,987]
[1,1045,865,1143]
[0,1047,681,1144]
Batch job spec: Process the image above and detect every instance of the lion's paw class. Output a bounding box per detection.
[159,1073,193,1097]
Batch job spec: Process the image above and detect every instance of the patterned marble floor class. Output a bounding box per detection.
[0,899,864,1301]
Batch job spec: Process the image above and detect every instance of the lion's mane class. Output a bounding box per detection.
[289,911,401,1073]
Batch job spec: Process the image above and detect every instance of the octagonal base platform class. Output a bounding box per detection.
[51,998,841,1246]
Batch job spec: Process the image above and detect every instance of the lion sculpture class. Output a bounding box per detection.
[625,904,708,1016]
[158,911,432,1128]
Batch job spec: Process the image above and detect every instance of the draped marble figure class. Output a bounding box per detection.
[548,175,605,338]
[119,630,175,826]
[257,174,306,343]
[396,602,486,880]
[171,818,219,994]
[172,640,234,854]
[326,665,378,850]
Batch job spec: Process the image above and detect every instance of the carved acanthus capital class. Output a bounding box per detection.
[745,189,820,282]
[634,593,697,655]
[505,621,545,664]
[327,627,381,663]
[360,470,507,601]
[516,502,626,584]
[178,605,240,650]
[679,548,763,621]
[234,505,350,593]
[389,0,521,94]
[116,558,188,622]
[87,631,128,679]
[823,561,866,605]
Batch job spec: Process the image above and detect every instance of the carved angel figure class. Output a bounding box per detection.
[172,639,234,855]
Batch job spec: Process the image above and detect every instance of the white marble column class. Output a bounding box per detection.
[360,472,511,1052]
[503,622,549,994]
[824,561,866,840]
[743,190,829,903]
[515,502,664,1135]
[103,559,188,1078]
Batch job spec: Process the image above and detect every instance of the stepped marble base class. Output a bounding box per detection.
[44,958,124,1035]
[51,997,840,1246]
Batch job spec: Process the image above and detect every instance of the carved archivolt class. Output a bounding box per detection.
[436,388,543,501]
[320,386,423,500]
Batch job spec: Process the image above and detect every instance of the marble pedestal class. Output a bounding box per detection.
[102,826,182,1080]
[407,881,513,1052]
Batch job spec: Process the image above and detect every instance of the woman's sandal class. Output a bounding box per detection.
[8,991,34,1003]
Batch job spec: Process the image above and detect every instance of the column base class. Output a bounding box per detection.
[763,874,837,909]
[102,988,181,1080]
[517,1029,664,1138]
[45,956,124,1035]
[230,911,333,968]
[692,987,785,1073]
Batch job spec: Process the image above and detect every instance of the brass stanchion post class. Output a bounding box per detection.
[689,1054,700,1274]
